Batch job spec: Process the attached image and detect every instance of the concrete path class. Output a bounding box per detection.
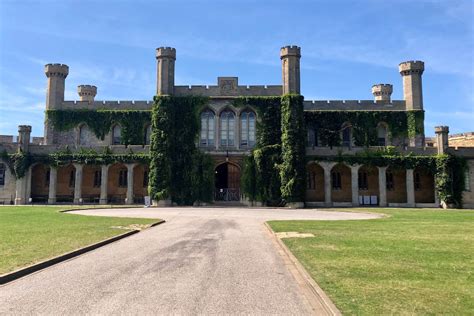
[0,207,381,315]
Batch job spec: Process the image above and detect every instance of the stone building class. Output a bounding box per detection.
[1,45,473,208]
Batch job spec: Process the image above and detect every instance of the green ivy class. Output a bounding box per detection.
[46,109,152,145]
[148,95,213,205]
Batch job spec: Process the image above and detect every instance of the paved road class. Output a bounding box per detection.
[0,207,381,315]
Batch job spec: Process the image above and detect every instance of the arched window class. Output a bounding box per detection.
[112,125,122,145]
[144,124,152,145]
[307,124,318,147]
[240,111,255,147]
[341,123,352,148]
[200,111,215,146]
[0,163,5,186]
[220,110,235,147]
[79,124,89,146]
[377,123,388,146]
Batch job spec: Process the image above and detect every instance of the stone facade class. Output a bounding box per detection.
[1,45,473,208]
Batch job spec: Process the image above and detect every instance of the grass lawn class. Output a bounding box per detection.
[268,208,474,315]
[0,206,159,275]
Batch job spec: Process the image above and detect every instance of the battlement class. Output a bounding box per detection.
[156,47,176,59]
[303,99,406,111]
[60,100,153,110]
[280,45,301,58]
[372,84,393,101]
[399,60,424,74]
[434,126,449,134]
[44,63,69,77]
[77,85,97,102]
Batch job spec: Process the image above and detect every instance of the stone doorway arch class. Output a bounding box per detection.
[214,162,240,201]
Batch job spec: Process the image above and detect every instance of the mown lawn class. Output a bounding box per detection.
[268,208,474,315]
[0,206,159,274]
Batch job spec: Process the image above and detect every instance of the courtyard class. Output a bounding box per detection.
[1,206,472,314]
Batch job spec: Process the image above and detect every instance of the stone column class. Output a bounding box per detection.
[406,169,415,207]
[350,165,361,206]
[48,166,57,204]
[73,163,83,204]
[15,167,31,205]
[126,164,135,205]
[235,112,240,150]
[320,162,335,207]
[100,165,109,205]
[378,166,387,207]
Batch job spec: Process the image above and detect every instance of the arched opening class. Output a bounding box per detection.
[240,111,256,148]
[133,164,149,204]
[358,165,379,205]
[108,163,128,204]
[386,167,407,204]
[200,110,215,147]
[78,124,94,146]
[307,123,318,147]
[377,123,389,146]
[220,110,235,147]
[81,165,101,203]
[306,163,324,202]
[331,163,352,202]
[57,164,75,203]
[214,162,240,201]
[112,124,122,145]
[341,122,352,148]
[31,164,49,203]
[414,166,435,203]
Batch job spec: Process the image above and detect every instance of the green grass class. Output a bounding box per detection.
[0,206,159,274]
[268,208,474,315]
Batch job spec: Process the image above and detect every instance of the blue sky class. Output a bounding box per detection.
[0,0,472,137]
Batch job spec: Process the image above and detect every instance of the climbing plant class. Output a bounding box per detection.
[46,109,152,145]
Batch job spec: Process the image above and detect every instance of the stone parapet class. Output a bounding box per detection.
[303,100,406,111]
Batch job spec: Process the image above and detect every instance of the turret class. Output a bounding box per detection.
[78,85,97,102]
[372,84,393,102]
[44,63,69,109]
[280,45,301,95]
[434,126,449,155]
[156,47,176,95]
[399,60,424,110]
[18,125,31,153]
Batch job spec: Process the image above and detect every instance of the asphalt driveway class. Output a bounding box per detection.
[0,207,381,315]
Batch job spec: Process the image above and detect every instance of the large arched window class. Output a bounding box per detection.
[341,122,352,148]
[144,124,152,145]
[200,111,215,146]
[240,111,255,147]
[112,124,122,145]
[220,110,235,147]
[307,124,318,147]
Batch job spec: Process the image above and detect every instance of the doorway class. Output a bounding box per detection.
[215,163,240,201]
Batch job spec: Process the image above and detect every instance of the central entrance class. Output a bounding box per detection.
[214,162,240,201]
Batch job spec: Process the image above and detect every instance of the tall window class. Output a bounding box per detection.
[93,170,101,188]
[0,163,5,186]
[240,111,255,147]
[386,171,394,191]
[144,125,152,145]
[307,125,318,147]
[200,111,215,146]
[358,171,368,190]
[112,125,122,145]
[377,124,388,146]
[331,171,342,190]
[79,125,88,146]
[307,172,316,190]
[342,123,352,147]
[118,169,128,187]
[220,110,235,147]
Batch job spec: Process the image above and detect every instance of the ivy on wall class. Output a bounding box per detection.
[304,110,424,147]
[46,110,152,145]
[148,95,214,205]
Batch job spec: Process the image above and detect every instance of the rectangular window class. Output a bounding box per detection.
[0,164,5,186]
[119,169,128,188]
[358,172,368,190]
[331,171,342,190]
[93,170,101,188]
[414,172,421,191]
[69,170,75,188]
[386,172,394,191]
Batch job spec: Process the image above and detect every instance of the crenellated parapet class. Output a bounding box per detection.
[280,45,301,94]
[60,100,153,110]
[44,63,69,78]
[303,99,406,111]
[372,84,393,102]
[399,60,425,111]
[399,60,424,75]
[77,85,97,102]
[156,47,176,95]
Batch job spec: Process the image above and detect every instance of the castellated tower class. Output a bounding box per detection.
[399,60,424,110]
[44,63,69,145]
[280,46,301,95]
[156,47,176,95]
[78,85,97,102]
[372,84,393,102]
